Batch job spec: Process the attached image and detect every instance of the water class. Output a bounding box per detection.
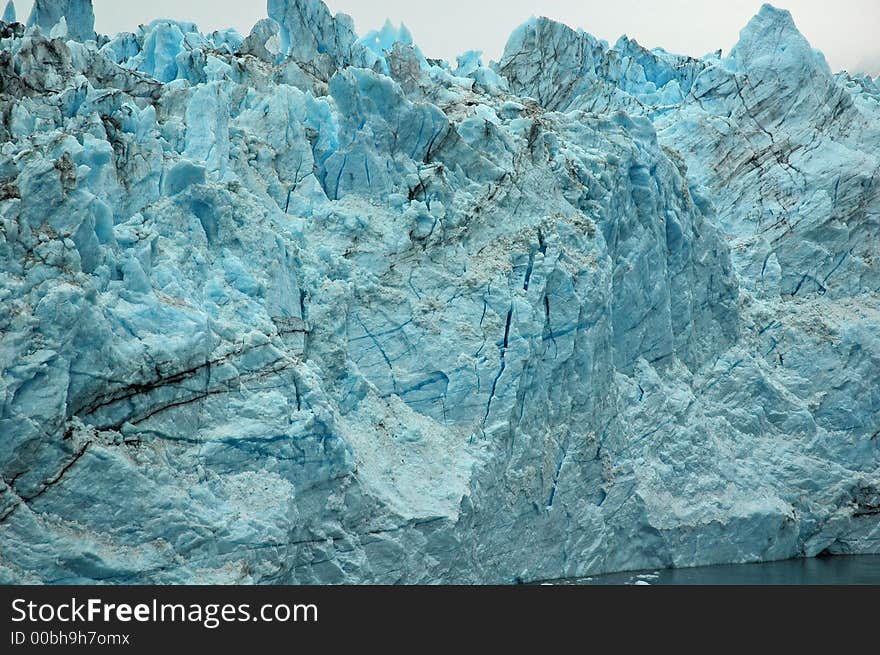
[565,556,880,585]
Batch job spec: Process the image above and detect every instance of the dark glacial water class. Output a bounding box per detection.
[561,555,880,585]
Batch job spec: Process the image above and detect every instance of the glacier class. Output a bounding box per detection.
[0,0,877,584]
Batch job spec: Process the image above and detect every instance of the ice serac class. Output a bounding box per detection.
[0,1,878,584]
[2,1,15,24]
[267,0,375,77]
[240,18,281,64]
[26,0,94,42]
[725,4,831,78]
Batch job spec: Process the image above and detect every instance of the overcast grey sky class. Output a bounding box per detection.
[10,0,880,74]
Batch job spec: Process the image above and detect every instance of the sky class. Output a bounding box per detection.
[8,0,880,75]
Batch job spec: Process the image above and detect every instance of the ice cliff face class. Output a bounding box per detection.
[0,0,877,583]
[27,0,94,42]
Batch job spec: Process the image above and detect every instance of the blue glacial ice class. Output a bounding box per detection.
[0,0,878,584]
[27,0,94,42]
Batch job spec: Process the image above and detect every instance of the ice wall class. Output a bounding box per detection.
[0,0,877,583]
